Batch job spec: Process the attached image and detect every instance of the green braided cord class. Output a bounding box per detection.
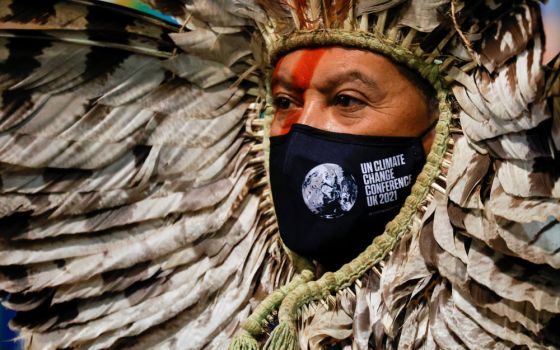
[235,269,314,340]
[262,322,298,350]
[229,330,260,350]
[261,29,453,348]
[281,241,315,273]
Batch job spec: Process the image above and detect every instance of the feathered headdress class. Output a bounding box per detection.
[0,1,558,349]
[230,1,560,349]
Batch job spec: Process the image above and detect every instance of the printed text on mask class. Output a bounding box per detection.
[360,154,412,206]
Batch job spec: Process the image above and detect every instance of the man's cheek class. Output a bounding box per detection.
[273,110,301,135]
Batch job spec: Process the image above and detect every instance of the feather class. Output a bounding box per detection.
[355,0,406,16]
[0,132,140,169]
[1,124,238,198]
[298,300,353,349]
[0,92,50,132]
[480,120,556,160]
[1,148,151,194]
[185,0,253,27]
[2,0,178,35]
[496,157,560,198]
[170,29,252,67]
[429,281,467,349]
[13,195,260,338]
[4,42,90,93]
[0,169,253,293]
[18,101,154,145]
[0,28,172,59]
[353,271,382,350]
[0,2,269,349]
[437,196,560,339]
[0,186,150,221]
[35,200,259,333]
[446,294,513,349]
[28,200,259,349]
[452,289,558,349]
[143,219,270,350]
[460,279,555,337]
[324,0,353,29]
[140,79,246,118]
[381,207,433,330]
[228,0,268,24]
[434,281,503,349]
[433,196,468,264]
[485,178,560,268]
[446,135,491,209]
[1,290,51,312]
[147,101,248,147]
[448,203,515,259]
[397,0,449,33]
[52,261,161,304]
[155,123,243,177]
[115,230,289,350]
[471,2,542,73]
[162,53,236,89]
[254,0,294,34]
[138,0,188,17]
[95,60,167,107]
[452,35,546,141]
[51,187,258,305]
[458,101,550,143]
[396,300,429,349]
[477,40,544,122]
[169,138,247,189]
[487,171,559,225]
[466,239,560,313]
[427,217,556,338]
[9,174,241,242]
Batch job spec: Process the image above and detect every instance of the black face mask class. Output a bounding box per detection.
[269,123,431,271]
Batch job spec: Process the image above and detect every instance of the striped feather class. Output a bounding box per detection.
[170,28,252,67]
[0,3,277,348]
[470,1,541,73]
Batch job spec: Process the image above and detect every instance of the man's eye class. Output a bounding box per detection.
[273,97,293,109]
[334,94,364,107]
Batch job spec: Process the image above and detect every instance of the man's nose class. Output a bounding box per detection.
[297,95,323,127]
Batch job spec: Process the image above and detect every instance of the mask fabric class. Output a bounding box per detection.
[269,123,430,270]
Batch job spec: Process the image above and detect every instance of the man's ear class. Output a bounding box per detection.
[422,128,436,156]
[422,111,439,156]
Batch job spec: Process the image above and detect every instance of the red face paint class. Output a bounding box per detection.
[272,48,327,135]
[276,112,301,135]
[291,48,327,90]
[271,56,285,85]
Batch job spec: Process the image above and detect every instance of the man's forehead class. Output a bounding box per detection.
[272,48,327,90]
[271,47,398,88]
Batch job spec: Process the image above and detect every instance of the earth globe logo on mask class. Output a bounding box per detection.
[301,163,358,219]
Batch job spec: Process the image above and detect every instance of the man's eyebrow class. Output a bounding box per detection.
[271,70,381,93]
[318,70,381,93]
[271,73,304,93]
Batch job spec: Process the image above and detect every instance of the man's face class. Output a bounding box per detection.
[270,47,436,153]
